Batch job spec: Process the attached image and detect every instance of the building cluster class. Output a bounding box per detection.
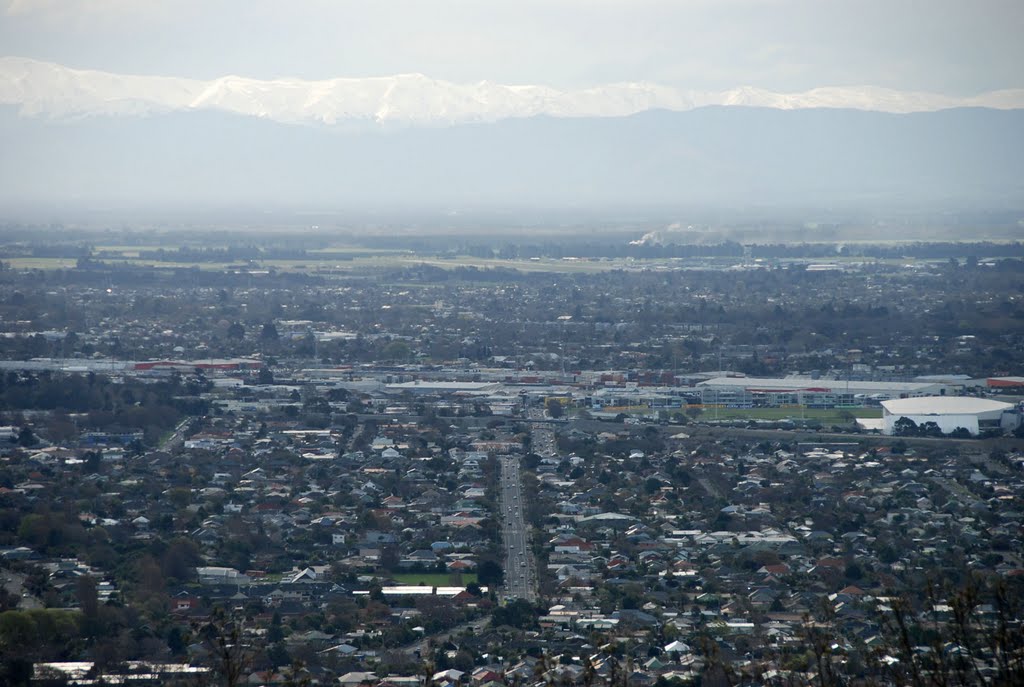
[1,365,1022,683]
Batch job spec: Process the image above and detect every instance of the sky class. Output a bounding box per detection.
[2,0,1023,95]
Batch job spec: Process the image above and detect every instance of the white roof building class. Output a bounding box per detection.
[880,396,1015,436]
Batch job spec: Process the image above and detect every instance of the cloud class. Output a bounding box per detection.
[5,0,52,14]
[1,1,1022,94]
[5,0,152,14]
[3,0,175,25]
[8,0,97,15]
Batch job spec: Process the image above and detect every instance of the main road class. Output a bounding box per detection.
[499,453,536,601]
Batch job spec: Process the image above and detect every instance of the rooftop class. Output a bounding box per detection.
[881,396,1013,415]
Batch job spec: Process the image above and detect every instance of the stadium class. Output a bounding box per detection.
[879,396,1018,436]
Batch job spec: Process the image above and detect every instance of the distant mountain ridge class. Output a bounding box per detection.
[1,104,1021,210]
[2,56,1023,128]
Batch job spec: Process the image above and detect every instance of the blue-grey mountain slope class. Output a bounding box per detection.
[1,105,1021,211]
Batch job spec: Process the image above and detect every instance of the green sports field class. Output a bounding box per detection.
[391,573,478,586]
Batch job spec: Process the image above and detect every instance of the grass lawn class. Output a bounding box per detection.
[391,573,477,586]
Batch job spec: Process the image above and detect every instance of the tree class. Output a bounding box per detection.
[545,399,564,419]
[380,546,400,571]
[870,579,1024,687]
[75,576,99,634]
[268,612,284,643]
[194,607,254,687]
[161,538,202,582]
[267,642,291,668]
[16,426,35,448]
[83,450,102,473]
[477,560,504,587]
[167,626,187,655]
[227,322,246,340]
[381,340,412,362]
[260,322,279,342]
[368,582,385,603]
[893,416,919,437]
[492,598,537,629]
[282,660,312,687]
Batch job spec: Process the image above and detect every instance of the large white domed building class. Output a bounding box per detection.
[880,396,1017,436]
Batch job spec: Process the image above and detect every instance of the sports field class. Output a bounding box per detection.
[391,573,478,586]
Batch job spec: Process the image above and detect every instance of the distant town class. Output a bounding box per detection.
[0,231,1022,686]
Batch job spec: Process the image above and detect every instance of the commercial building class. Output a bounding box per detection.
[696,377,951,408]
[987,376,1024,389]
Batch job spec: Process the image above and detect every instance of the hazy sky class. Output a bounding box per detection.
[2,0,1022,94]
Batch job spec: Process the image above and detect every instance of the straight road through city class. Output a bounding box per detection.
[499,453,536,601]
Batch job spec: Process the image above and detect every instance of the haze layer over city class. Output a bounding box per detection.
[1,2,1023,686]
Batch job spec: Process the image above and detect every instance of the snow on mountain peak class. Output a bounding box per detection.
[1,57,1022,127]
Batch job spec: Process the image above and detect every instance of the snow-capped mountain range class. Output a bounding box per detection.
[2,56,1022,127]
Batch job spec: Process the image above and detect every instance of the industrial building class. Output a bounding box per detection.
[384,380,502,395]
[132,358,263,372]
[880,396,1018,436]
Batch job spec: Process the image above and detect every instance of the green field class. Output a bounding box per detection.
[391,573,478,586]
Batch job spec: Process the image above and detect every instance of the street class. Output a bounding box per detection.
[499,453,536,602]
